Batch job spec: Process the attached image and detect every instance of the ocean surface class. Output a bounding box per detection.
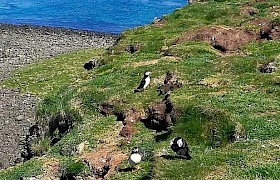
[0,0,187,34]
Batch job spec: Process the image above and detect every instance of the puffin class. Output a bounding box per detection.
[134,71,151,92]
[83,60,95,70]
[128,147,142,170]
[170,137,192,160]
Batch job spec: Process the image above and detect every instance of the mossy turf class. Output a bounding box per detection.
[1,0,280,179]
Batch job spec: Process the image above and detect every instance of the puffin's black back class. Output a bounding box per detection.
[176,147,192,160]
[134,73,149,92]
[84,61,95,70]
[171,137,192,160]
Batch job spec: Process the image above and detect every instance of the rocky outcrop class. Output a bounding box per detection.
[141,95,177,132]
[0,89,39,169]
[0,24,119,169]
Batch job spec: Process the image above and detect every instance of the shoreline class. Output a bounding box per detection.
[0,23,119,169]
[0,23,120,36]
[0,23,120,82]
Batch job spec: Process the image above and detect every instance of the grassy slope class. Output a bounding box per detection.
[1,0,280,179]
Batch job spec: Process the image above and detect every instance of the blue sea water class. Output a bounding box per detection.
[0,0,187,34]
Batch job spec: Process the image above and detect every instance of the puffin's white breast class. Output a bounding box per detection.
[143,76,150,89]
[128,153,142,166]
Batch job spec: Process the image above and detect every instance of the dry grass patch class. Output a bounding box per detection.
[254,111,278,118]
[124,56,181,68]
[199,77,230,87]
[159,56,182,62]
[208,90,227,96]
[125,59,159,68]
[204,164,229,180]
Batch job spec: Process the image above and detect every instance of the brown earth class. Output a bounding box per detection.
[118,109,142,141]
[240,7,259,16]
[157,71,183,95]
[173,26,258,52]
[83,145,128,179]
[141,96,177,132]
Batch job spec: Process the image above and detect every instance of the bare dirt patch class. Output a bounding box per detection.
[83,145,128,179]
[157,71,183,95]
[98,102,115,116]
[270,25,280,40]
[152,18,167,28]
[117,109,142,141]
[243,17,273,39]
[173,26,257,52]
[41,158,61,179]
[242,17,280,40]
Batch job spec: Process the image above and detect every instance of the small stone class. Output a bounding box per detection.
[76,141,89,155]
[15,115,25,121]
[85,176,96,180]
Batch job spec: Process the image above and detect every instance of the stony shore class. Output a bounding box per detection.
[0,24,119,169]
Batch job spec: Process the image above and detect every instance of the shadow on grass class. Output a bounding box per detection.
[160,154,191,160]
[117,167,134,172]
[154,130,172,142]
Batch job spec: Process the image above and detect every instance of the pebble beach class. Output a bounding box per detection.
[0,24,119,169]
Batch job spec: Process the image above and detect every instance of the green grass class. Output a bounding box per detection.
[1,0,280,179]
[1,49,105,97]
[0,158,43,180]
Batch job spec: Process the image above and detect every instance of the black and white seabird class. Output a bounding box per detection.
[128,147,142,169]
[83,60,95,71]
[134,71,151,92]
[170,137,192,160]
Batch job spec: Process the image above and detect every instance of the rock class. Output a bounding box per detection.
[0,24,118,169]
[141,96,177,132]
[125,44,139,54]
[16,115,25,121]
[0,24,118,82]
[0,89,39,169]
[257,61,277,73]
[76,141,89,155]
